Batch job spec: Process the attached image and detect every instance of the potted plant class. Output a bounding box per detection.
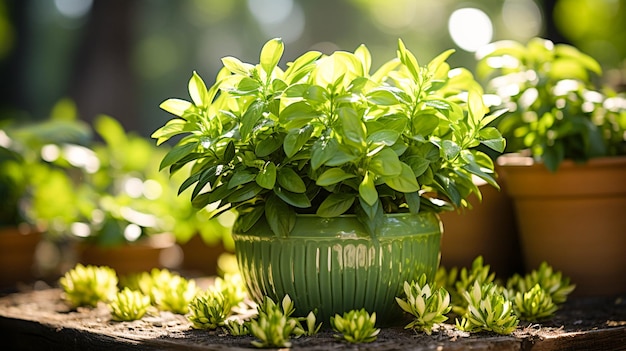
[64,115,180,276]
[0,101,92,287]
[476,37,626,296]
[153,38,505,323]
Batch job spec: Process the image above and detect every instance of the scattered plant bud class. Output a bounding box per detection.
[108,287,151,321]
[249,295,298,348]
[330,309,380,343]
[224,318,251,336]
[396,274,451,334]
[507,261,575,305]
[59,263,118,308]
[456,281,519,335]
[513,284,559,321]
[187,290,230,330]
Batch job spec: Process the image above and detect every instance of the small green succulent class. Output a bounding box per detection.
[507,261,575,305]
[187,290,230,330]
[108,287,151,321]
[512,284,559,321]
[330,309,380,344]
[224,319,251,336]
[456,281,519,335]
[59,264,118,308]
[151,273,198,314]
[249,295,298,348]
[446,256,496,315]
[294,311,323,337]
[396,274,452,334]
[210,273,248,312]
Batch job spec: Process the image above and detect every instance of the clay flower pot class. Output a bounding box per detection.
[498,155,626,296]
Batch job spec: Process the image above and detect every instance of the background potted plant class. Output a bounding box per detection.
[153,38,505,323]
[476,37,626,296]
[0,100,92,288]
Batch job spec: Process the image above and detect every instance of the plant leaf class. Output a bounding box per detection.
[265,195,295,237]
[256,162,277,189]
[316,193,354,217]
[384,162,420,192]
[260,38,284,77]
[159,141,198,170]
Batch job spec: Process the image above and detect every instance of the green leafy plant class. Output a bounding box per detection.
[476,37,626,171]
[330,308,380,343]
[108,287,151,321]
[249,295,299,348]
[59,263,118,308]
[455,281,519,335]
[224,319,251,336]
[506,261,575,305]
[396,274,451,334]
[152,37,505,237]
[187,290,230,330]
[512,284,558,321]
[134,268,198,314]
[439,256,496,316]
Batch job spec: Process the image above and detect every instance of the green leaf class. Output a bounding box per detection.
[235,206,265,232]
[366,129,400,146]
[159,142,198,170]
[277,167,306,193]
[260,38,284,77]
[221,56,254,75]
[384,162,420,192]
[255,135,283,157]
[228,169,256,189]
[160,98,193,117]
[316,167,356,186]
[412,113,439,136]
[256,162,277,189]
[359,172,378,206]
[366,88,400,106]
[311,138,338,170]
[151,119,187,145]
[404,191,421,213]
[266,195,295,237]
[427,49,455,75]
[240,100,265,140]
[280,101,318,129]
[369,148,402,176]
[338,107,366,145]
[316,193,355,217]
[467,90,486,126]
[227,183,263,203]
[397,39,420,81]
[189,71,209,107]
[442,140,461,160]
[283,125,313,158]
[274,187,311,208]
[479,127,506,153]
[283,51,322,84]
[192,166,219,199]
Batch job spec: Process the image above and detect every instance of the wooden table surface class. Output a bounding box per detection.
[1,287,625,351]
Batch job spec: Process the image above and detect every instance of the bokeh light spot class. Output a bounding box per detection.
[448,8,493,52]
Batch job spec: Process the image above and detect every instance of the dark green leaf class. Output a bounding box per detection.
[235,206,265,233]
[274,187,311,208]
[227,183,264,203]
[265,195,295,237]
[404,191,421,214]
[255,135,283,157]
[277,167,307,193]
[369,148,402,176]
[366,129,400,146]
[228,169,256,189]
[442,140,461,160]
[311,138,338,170]
[280,101,318,129]
[316,193,355,217]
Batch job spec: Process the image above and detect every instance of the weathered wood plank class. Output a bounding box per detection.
[1,288,625,351]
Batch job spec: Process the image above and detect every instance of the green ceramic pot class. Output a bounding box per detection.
[233,212,442,324]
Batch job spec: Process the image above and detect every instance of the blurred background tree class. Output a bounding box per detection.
[0,0,624,137]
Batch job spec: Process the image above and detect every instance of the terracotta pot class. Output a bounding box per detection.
[233,212,442,325]
[439,179,522,277]
[0,226,42,288]
[76,234,175,276]
[179,234,230,276]
[497,155,626,296]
